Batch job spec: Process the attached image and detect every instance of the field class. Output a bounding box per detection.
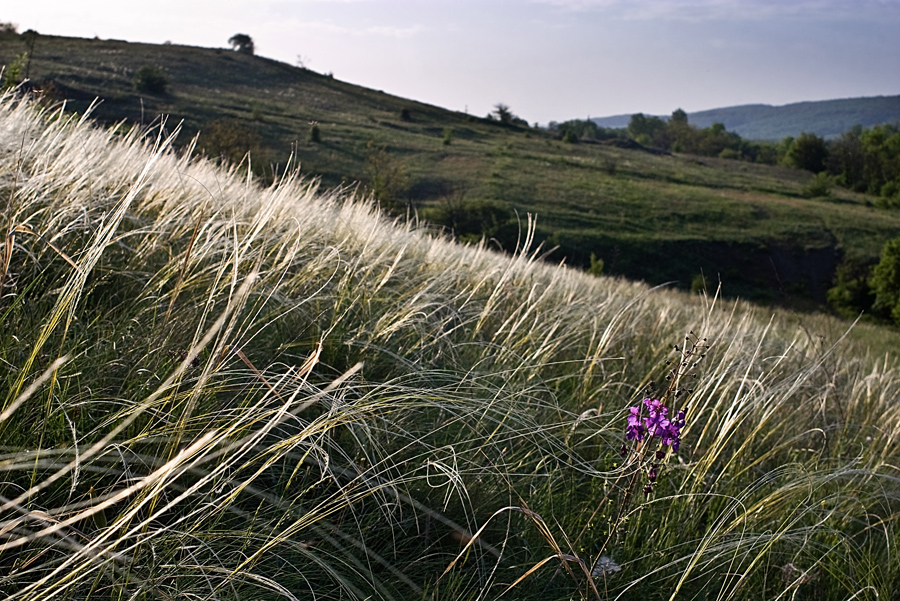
[4,34,900,309]
[2,86,900,600]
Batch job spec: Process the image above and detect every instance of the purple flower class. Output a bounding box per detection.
[643,398,665,416]
[625,402,687,450]
[626,406,645,441]
[660,410,686,451]
[643,413,670,438]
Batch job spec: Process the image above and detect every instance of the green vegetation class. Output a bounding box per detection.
[3,34,900,314]
[1,52,25,90]
[132,65,168,94]
[3,88,900,601]
[227,33,254,55]
[871,238,900,324]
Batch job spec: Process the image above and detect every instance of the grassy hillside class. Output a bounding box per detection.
[3,86,900,600]
[590,95,900,140]
[3,33,900,311]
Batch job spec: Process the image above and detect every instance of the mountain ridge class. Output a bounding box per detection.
[590,95,900,140]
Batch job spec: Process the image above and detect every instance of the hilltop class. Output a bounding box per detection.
[3,32,900,310]
[590,95,900,140]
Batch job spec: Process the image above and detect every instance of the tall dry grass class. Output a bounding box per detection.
[0,90,898,600]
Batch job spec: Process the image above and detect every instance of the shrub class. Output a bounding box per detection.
[786,132,828,173]
[431,196,510,241]
[442,128,452,145]
[562,129,578,144]
[827,257,876,319]
[133,65,169,94]
[200,118,262,165]
[691,273,708,294]
[870,237,900,325]
[400,107,412,121]
[308,122,321,143]
[588,252,604,276]
[364,142,409,209]
[802,172,831,198]
[1,53,26,90]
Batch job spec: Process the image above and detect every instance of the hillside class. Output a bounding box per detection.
[3,87,900,600]
[590,95,900,140]
[3,33,900,310]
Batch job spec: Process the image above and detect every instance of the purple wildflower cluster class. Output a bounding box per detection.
[625,398,685,452]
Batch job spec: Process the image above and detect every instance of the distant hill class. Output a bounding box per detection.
[591,95,900,140]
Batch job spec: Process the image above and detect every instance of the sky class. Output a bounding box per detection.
[6,0,900,124]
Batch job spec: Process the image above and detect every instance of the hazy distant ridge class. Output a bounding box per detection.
[591,95,900,140]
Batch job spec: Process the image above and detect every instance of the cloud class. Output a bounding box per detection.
[296,20,425,38]
[366,24,425,38]
[530,0,900,21]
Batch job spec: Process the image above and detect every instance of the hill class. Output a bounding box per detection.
[591,95,900,140]
[3,33,900,311]
[3,87,900,600]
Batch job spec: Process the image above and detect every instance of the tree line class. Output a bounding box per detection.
[550,111,900,207]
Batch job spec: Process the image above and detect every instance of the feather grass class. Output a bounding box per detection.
[0,90,899,599]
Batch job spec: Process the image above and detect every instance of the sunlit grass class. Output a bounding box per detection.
[1,90,899,600]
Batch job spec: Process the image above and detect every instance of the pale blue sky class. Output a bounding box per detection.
[7,0,900,123]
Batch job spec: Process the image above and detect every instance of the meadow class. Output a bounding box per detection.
[5,34,900,309]
[2,89,900,600]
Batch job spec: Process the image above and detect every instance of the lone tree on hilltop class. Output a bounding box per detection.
[493,103,513,124]
[228,34,254,55]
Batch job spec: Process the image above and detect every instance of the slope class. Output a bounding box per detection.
[3,33,900,309]
[2,89,900,600]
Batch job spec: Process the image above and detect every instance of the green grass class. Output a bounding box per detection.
[2,89,900,600]
[4,34,900,310]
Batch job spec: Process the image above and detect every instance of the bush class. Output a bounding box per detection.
[802,172,831,198]
[1,53,26,90]
[133,65,169,94]
[308,122,321,143]
[431,197,510,241]
[826,257,876,319]
[786,132,828,173]
[871,237,900,325]
[691,273,708,295]
[364,142,409,209]
[200,119,262,165]
[588,253,604,276]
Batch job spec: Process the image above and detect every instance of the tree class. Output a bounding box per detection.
[627,113,666,146]
[871,237,900,325]
[786,132,828,173]
[493,103,513,124]
[670,108,688,125]
[827,126,866,191]
[228,34,254,55]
